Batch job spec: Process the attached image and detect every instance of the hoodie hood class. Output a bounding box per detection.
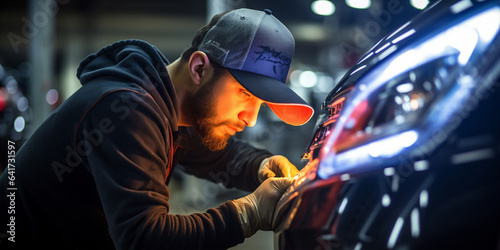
[76,40,179,131]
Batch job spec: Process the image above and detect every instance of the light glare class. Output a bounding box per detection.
[396,83,414,93]
[338,198,348,214]
[299,71,318,88]
[346,0,371,9]
[14,116,25,133]
[410,0,429,10]
[387,217,404,249]
[411,208,421,238]
[46,89,59,105]
[368,130,418,157]
[382,194,391,207]
[312,0,335,16]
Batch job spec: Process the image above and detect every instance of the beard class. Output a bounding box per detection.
[189,77,244,151]
[196,118,232,151]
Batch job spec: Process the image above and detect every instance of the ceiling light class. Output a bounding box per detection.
[346,0,371,9]
[299,71,318,88]
[311,0,336,16]
[410,0,430,10]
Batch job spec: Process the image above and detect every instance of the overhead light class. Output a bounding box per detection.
[346,0,371,9]
[410,0,430,10]
[289,23,328,42]
[311,0,335,16]
[46,89,59,105]
[299,71,318,88]
[14,116,25,133]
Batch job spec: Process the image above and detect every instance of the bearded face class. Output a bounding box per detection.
[186,65,262,151]
[190,74,244,151]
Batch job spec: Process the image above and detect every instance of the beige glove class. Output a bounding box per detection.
[232,177,294,237]
[258,155,300,183]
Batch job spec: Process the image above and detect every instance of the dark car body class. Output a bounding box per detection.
[273,1,500,249]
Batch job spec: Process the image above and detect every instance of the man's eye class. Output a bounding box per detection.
[241,90,251,99]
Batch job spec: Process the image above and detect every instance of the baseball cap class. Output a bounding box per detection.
[198,8,314,126]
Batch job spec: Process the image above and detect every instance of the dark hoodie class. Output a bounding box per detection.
[0,40,272,249]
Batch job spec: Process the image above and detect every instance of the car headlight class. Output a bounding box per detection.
[318,5,500,179]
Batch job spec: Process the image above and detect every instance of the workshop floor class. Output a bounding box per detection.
[169,173,274,250]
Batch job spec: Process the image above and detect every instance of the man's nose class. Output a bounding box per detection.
[238,103,261,127]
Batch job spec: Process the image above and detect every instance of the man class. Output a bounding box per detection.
[0,8,314,249]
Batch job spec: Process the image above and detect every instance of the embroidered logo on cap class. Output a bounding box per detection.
[254,46,291,82]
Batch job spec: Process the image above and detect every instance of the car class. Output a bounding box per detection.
[273,0,500,249]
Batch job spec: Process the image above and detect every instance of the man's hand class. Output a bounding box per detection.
[232,177,294,237]
[258,155,300,183]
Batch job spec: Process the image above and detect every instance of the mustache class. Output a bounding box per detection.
[214,120,246,132]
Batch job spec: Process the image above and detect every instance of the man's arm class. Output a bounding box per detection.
[178,131,273,192]
[79,91,244,249]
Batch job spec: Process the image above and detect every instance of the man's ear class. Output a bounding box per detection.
[188,51,211,86]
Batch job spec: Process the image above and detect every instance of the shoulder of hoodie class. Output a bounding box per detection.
[76,80,161,120]
[76,39,169,79]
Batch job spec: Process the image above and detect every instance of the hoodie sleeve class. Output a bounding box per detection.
[178,133,273,192]
[77,90,244,250]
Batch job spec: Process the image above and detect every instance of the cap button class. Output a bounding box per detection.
[264,9,272,15]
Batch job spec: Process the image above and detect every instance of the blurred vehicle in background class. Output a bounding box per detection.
[273,0,500,249]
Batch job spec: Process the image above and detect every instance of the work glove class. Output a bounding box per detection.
[232,177,294,237]
[258,155,300,183]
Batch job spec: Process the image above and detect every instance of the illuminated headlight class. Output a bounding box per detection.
[318,6,500,178]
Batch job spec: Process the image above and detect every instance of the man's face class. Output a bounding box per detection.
[191,70,264,151]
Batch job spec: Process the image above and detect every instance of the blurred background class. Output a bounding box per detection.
[0,0,435,248]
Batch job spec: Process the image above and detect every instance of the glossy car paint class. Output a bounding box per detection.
[274,1,500,249]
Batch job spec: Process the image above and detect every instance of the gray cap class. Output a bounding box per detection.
[199,8,314,126]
